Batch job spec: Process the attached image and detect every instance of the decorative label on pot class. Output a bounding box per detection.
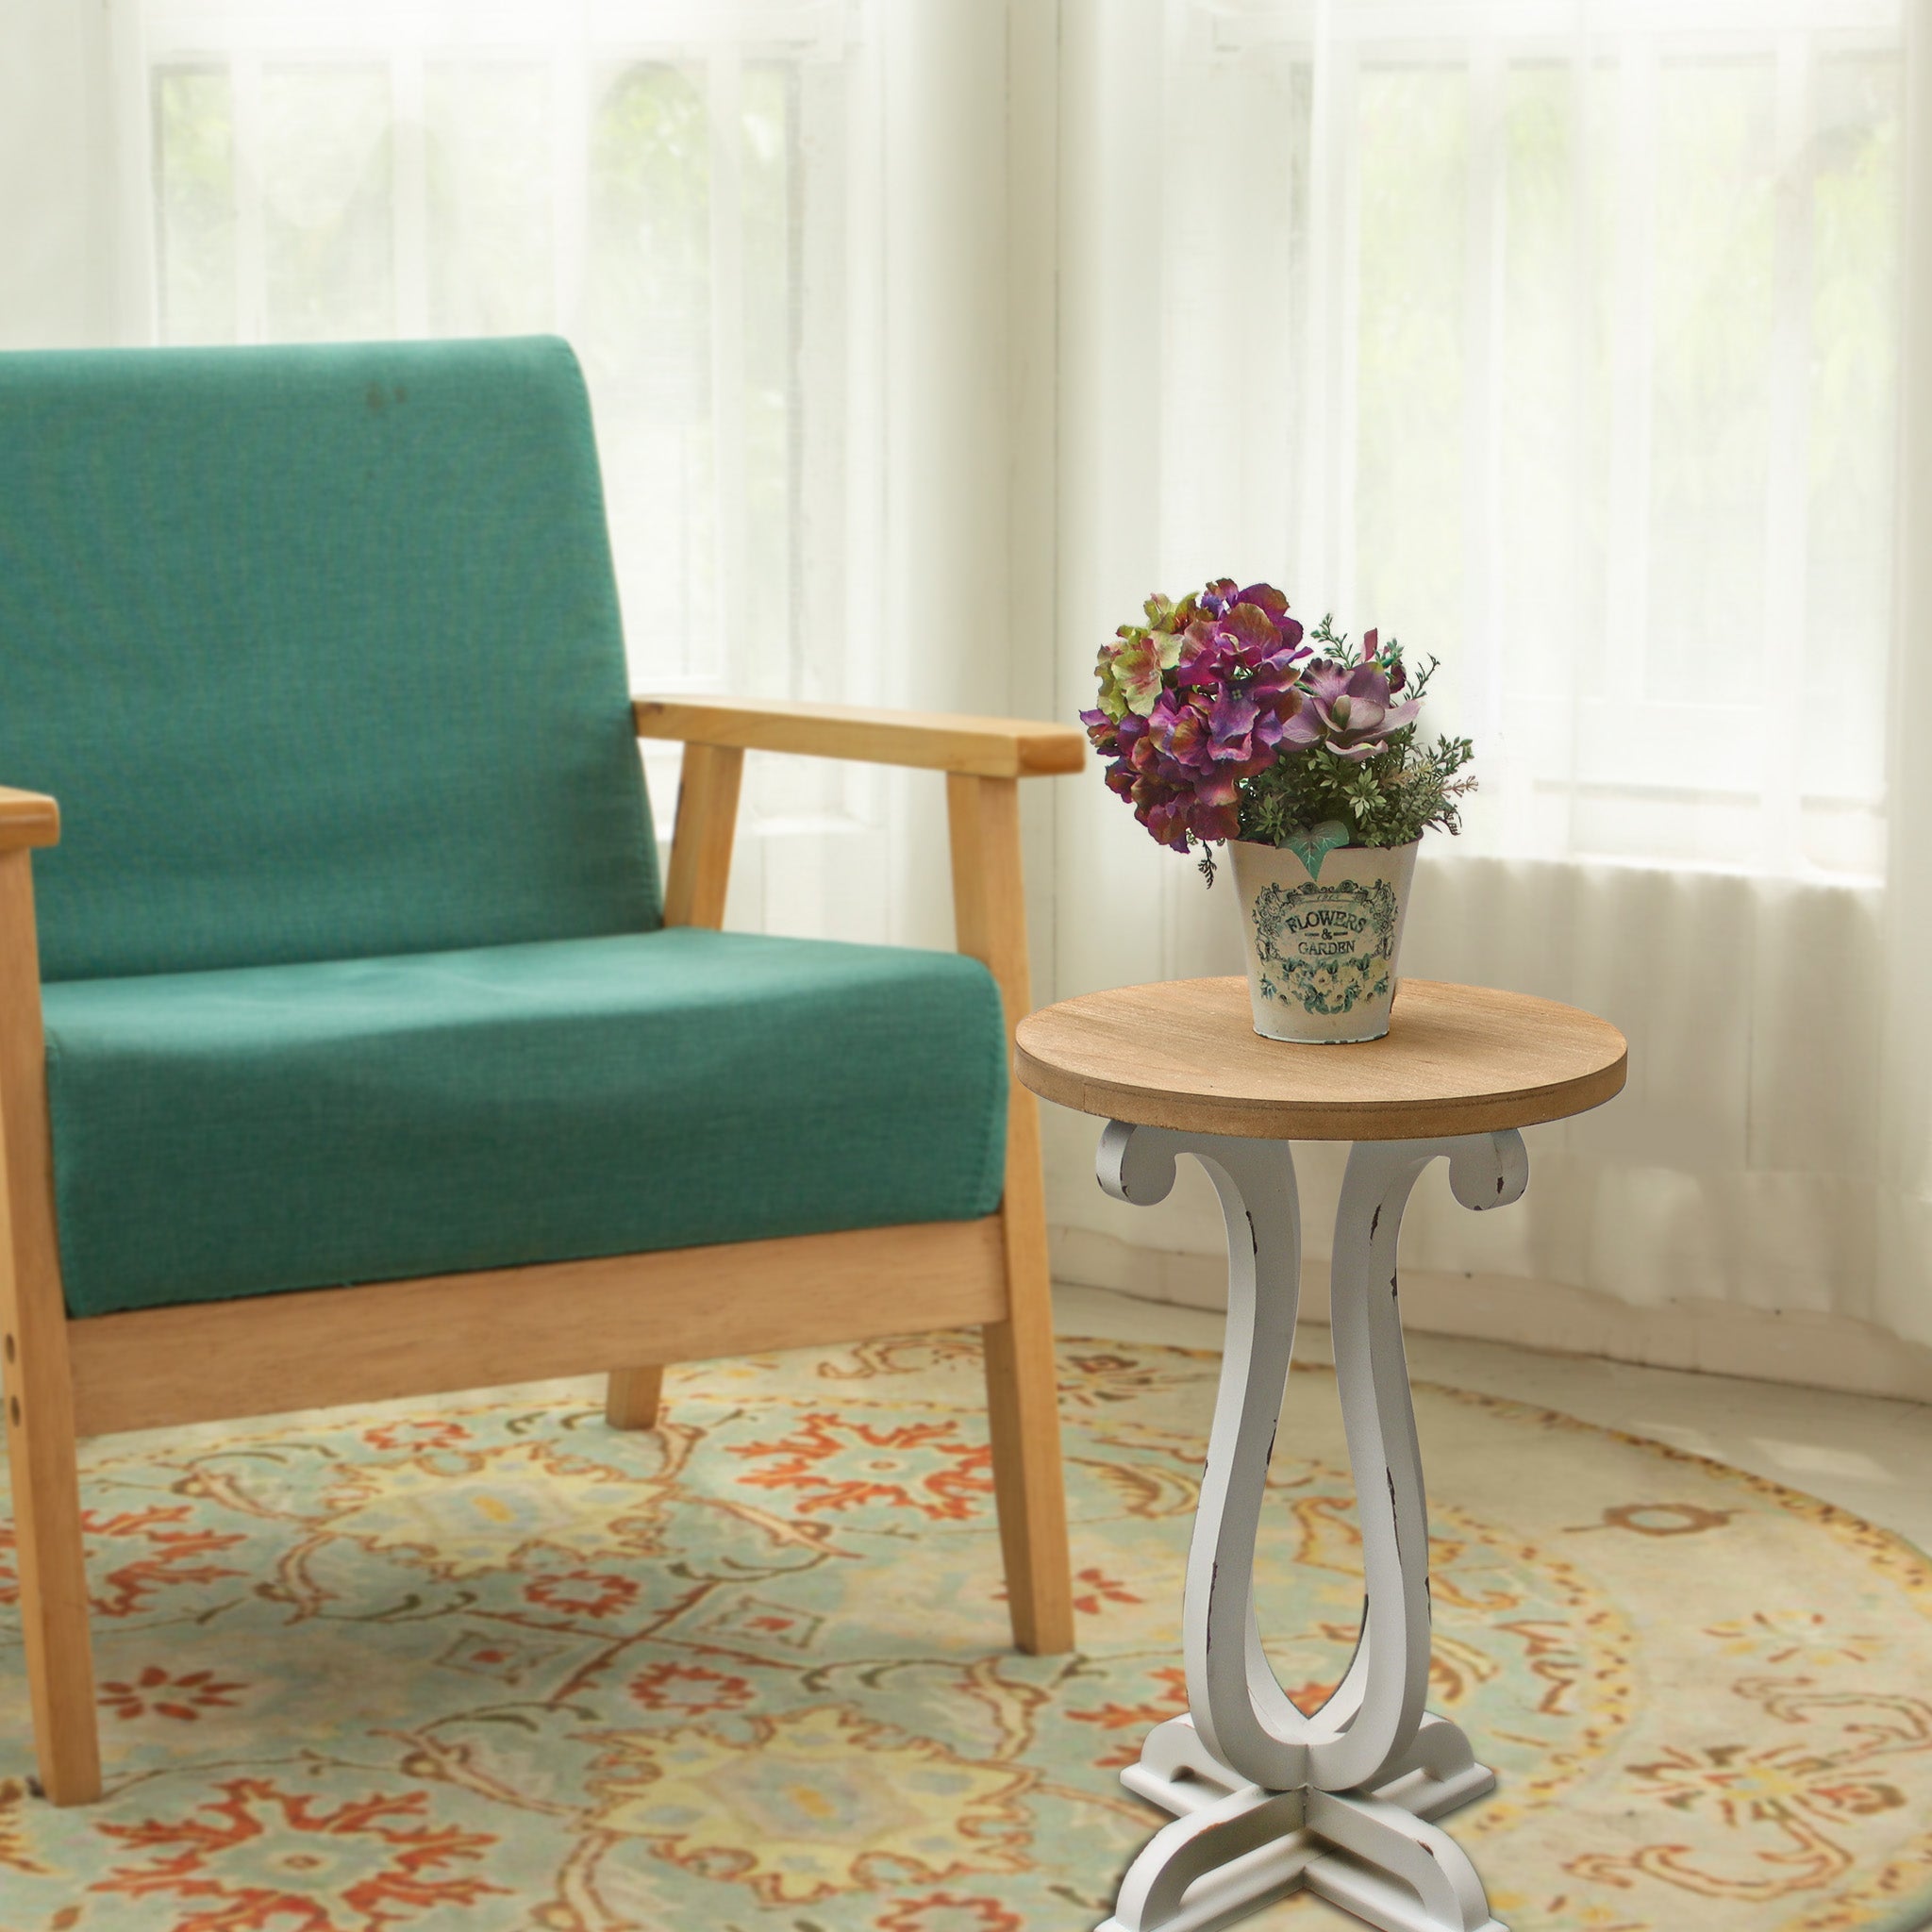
[1228,838,1420,1043]
[1251,876,1401,1016]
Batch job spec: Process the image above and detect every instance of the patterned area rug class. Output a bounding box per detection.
[4,1334,1932,1932]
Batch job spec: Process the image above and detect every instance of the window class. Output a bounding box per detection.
[1160,0,1902,877]
[131,0,891,934]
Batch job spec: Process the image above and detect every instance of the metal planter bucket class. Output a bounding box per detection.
[1228,837,1419,1042]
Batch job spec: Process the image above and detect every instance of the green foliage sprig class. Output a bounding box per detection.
[1236,622,1474,861]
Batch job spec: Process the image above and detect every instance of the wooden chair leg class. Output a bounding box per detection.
[3,1341,100,1805]
[947,771,1074,1656]
[1,848,101,1804]
[606,1365,666,1430]
[982,1112,1075,1656]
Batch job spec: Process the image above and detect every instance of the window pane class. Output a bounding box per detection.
[1645,58,1777,694]
[1354,68,1468,689]
[425,64,553,337]
[261,67,394,341]
[1803,53,1900,823]
[742,61,795,693]
[585,62,714,689]
[155,67,236,345]
[1500,62,1586,708]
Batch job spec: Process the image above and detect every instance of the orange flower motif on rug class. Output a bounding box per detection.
[1070,1567,1145,1615]
[86,1506,247,1618]
[89,1779,504,1926]
[522,1571,641,1621]
[1068,1665,1191,1770]
[725,1411,993,1520]
[362,1419,473,1456]
[99,1664,248,1724]
[625,1662,757,1716]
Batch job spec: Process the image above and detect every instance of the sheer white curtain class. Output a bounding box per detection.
[1050,0,1932,1383]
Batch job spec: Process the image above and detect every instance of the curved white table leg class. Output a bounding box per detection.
[1095,1122,1525,1932]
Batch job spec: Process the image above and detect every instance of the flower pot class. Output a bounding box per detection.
[1227,837,1419,1043]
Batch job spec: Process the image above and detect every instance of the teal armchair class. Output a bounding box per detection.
[0,338,1079,1805]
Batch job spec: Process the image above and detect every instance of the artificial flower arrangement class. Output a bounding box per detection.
[1081,578,1474,1042]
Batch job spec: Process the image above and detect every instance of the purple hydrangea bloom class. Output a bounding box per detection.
[1081,578,1314,849]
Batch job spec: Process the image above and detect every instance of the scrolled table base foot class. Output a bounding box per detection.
[1101,1727,1505,1932]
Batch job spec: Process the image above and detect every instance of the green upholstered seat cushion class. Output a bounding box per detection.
[0,337,658,982]
[42,929,1008,1319]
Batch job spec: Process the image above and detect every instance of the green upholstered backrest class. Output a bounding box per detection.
[0,337,659,982]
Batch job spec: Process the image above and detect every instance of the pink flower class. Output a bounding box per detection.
[1280,660,1418,763]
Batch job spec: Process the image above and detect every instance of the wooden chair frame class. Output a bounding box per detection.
[0,698,1083,1807]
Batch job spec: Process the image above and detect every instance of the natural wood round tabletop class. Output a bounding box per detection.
[1014,976,1626,1141]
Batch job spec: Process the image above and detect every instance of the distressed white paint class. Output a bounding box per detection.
[1095,1119,1528,1932]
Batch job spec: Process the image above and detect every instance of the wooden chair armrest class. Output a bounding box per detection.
[0,788,58,850]
[633,695,1086,779]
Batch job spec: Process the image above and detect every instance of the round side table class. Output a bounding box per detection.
[1015,976,1626,1932]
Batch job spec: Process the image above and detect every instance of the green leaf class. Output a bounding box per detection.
[1283,819,1351,880]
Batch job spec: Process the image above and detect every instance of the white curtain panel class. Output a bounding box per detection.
[1050,0,1932,1357]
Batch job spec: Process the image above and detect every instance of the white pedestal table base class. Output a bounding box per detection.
[1091,1122,1528,1932]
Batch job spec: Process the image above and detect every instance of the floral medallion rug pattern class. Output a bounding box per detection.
[4,1335,1932,1932]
